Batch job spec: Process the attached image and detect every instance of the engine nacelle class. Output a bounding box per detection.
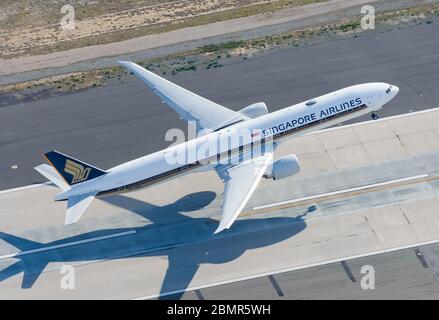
[238,102,268,119]
[265,155,300,180]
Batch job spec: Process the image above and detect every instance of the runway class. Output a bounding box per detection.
[1,22,439,190]
[1,107,439,299]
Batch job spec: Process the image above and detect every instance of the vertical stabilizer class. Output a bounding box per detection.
[43,151,106,186]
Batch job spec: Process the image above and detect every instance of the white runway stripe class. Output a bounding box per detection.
[0,230,136,260]
[310,105,439,134]
[0,182,51,195]
[252,174,429,210]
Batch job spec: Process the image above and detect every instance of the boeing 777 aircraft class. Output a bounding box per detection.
[35,61,399,234]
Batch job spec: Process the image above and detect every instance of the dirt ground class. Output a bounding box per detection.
[0,0,320,58]
[0,0,180,29]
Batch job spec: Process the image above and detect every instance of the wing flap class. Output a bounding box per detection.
[215,153,273,234]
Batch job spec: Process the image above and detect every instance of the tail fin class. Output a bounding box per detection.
[43,151,106,186]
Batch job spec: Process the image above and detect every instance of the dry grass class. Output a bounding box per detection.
[0,71,104,93]
[0,0,178,29]
[0,0,325,58]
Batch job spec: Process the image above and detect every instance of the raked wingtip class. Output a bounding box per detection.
[213,225,227,235]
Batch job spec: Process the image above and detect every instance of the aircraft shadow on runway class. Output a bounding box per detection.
[0,191,309,299]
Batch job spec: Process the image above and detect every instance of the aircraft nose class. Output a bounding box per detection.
[384,84,399,99]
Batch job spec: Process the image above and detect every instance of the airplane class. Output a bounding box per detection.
[34,61,399,234]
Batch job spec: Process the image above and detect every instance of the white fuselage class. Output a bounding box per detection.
[55,82,399,200]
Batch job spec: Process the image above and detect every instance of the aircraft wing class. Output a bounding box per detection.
[214,152,273,234]
[118,61,248,132]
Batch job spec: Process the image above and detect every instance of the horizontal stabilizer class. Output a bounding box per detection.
[34,164,69,190]
[65,192,97,225]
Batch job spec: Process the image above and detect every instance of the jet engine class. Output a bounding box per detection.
[238,102,268,119]
[264,155,300,180]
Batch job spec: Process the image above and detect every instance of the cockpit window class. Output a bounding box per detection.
[386,85,393,94]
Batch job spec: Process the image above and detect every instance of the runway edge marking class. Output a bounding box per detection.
[0,182,50,194]
[309,105,439,134]
[252,174,429,210]
[0,230,136,260]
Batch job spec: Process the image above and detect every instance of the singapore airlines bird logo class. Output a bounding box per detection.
[64,159,91,184]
